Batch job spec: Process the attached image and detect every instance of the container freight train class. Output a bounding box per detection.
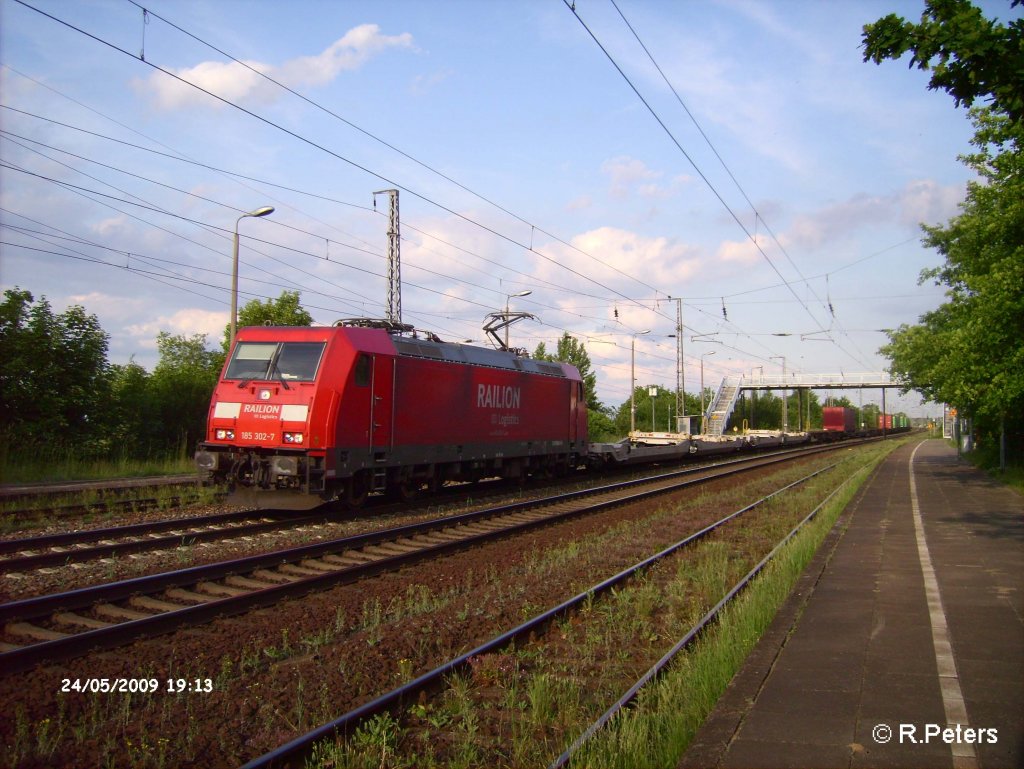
[196,323,910,509]
[820,406,909,438]
[195,322,587,509]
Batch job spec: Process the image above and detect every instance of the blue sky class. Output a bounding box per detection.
[2,0,1015,418]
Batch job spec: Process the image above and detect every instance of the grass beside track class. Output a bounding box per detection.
[570,437,907,768]
[310,437,909,768]
[0,451,194,485]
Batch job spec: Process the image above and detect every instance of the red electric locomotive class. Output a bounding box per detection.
[195,322,588,509]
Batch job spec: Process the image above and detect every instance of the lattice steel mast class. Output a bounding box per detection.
[374,189,401,325]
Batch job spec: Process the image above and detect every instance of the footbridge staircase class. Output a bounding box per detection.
[703,375,743,436]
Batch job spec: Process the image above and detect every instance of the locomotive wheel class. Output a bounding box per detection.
[344,473,369,508]
[390,479,420,503]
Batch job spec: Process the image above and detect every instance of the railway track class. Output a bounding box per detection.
[0,509,339,572]
[0,441,854,676]
[240,460,853,769]
[0,474,201,503]
[2,492,226,521]
[0,442,850,573]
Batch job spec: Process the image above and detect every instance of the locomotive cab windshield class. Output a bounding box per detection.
[225,341,325,383]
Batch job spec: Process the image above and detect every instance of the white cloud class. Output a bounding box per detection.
[125,308,226,343]
[534,226,701,300]
[411,68,454,95]
[600,156,688,199]
[565,194,592,211]
[898,179,964,228]
[786,180,965,250]
[137,24,414,110]
[716,234,769,265]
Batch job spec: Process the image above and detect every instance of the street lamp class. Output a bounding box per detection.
[770,355,787,432]
[700,350,716,433]
[504,289,532,349]
[630,329,651,435]
[230,206,275,347]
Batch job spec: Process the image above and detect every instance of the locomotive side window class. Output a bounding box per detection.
[225,341,325,382]
[354,354,372,386]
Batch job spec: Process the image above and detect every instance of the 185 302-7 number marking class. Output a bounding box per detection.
[240,431,275,441]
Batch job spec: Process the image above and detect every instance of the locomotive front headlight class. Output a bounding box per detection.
[283,432,304,444]
[215,429,235,440]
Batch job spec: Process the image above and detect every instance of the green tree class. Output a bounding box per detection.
[862,0,1024,125]
[0,288,110,449]
[534,333,601,411]
[881,109,1023,457]
[106,360,157,456]
[729,391,783,432]
[150,332,223,451]
[612,384,679,436]
[864,2,1024,466]
[222,290,313,353]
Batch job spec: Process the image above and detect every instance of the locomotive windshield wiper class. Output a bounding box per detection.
[270,357,291,389]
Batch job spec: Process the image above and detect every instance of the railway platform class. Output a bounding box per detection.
[680,438,1023,769]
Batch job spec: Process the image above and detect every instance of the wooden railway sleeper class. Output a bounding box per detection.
[52,612,112,630]
[164,587,217,603]
[94,604,151,621]
[252,569,301,583]
[130,595,184,612]
[362,543,415,557]
[196,581,248,597]
[276,563,326,577]
[297,558,343,572]
[6,622,69,641]
[225,574,279,590]
[316,554,367,567]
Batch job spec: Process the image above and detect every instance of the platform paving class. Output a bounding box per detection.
[680,439,1023,769]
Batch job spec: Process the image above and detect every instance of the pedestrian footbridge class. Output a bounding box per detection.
[703,372,896,436]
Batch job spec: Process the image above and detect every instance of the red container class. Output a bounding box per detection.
[822,406,857,432]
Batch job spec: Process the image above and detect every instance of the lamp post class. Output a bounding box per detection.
[700,350,716,433]
[630,329,651,435]
[504,289,532,349]
[770,355,787,432]
[230,206,275,347]
[648,386,658,432]
[667,333,685,433]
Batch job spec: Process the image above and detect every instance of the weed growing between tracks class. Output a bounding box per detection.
[0,443,906,768]
[562,440,901,768]
[308,440,903,768]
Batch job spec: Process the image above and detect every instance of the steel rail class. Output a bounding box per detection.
[0,511,331,571]
[0,443,845,676]
[0,440,838,620]
[548,470,864,768]
[238,463,841,769]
